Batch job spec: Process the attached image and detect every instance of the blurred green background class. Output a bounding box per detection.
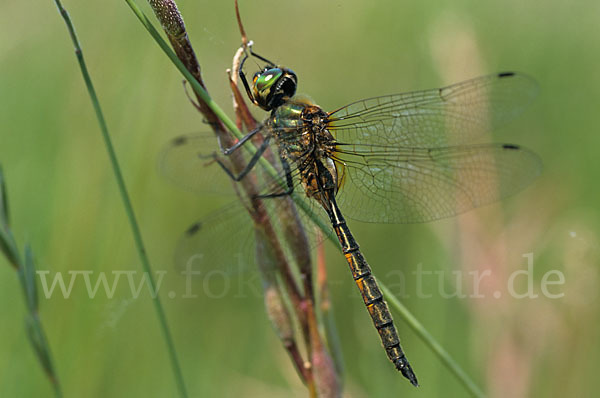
[1,0,599,397]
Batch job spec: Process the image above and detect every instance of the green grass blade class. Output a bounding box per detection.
[0,217,19,269]
[19,244,39,313]
[0,167,62,395]
[52,2,188,397]
[20,246,63,397]
[0,165,9,228]
[0,166,18,268]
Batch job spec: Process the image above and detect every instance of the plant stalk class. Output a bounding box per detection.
[53,2,188,397]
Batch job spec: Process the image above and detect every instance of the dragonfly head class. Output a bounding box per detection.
[252,66,297,111]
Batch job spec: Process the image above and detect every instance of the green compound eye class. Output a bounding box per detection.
[254,68,283,95]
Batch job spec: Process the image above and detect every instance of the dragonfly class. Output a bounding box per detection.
[161,48,542,386]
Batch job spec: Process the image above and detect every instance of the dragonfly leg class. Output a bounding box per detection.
[255,155,295,199]
[238,46,277,105]
[215,135,271,182]
[238,53,257,106]
[218,125,262,156]
[248,47,277,67]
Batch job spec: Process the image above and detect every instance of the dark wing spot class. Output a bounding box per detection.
[172,136,188,146]
[498,72,515,78]
[502,144,520,150]
[185,222,202,236]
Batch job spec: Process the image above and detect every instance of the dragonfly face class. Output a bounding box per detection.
[252,66,298,111]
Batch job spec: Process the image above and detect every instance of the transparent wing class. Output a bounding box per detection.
[327,72,538,148]
[160,132,301,198]
[325,72,540,223]
[334,143,542,223]
[160,130,333,274]
[159,134,236,196]
[174,203,257,275]
[172,195,332,275]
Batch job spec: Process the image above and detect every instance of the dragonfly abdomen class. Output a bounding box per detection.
[328,197,419,386]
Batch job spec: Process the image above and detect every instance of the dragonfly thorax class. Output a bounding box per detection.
[269,99,336,161]
[268,98,339,206]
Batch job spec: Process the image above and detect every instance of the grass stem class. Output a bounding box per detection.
[52,1,188,397]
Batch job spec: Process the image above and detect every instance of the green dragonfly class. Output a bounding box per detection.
[161,48,541,386]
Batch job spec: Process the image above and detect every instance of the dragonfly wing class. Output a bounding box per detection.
[328,72,538,148]
[160,131,300,199]
[174,202,258,275]
[175,193,331,276]
[334,143,542,223]
[159,133,238,196]
[161,131,332,274]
